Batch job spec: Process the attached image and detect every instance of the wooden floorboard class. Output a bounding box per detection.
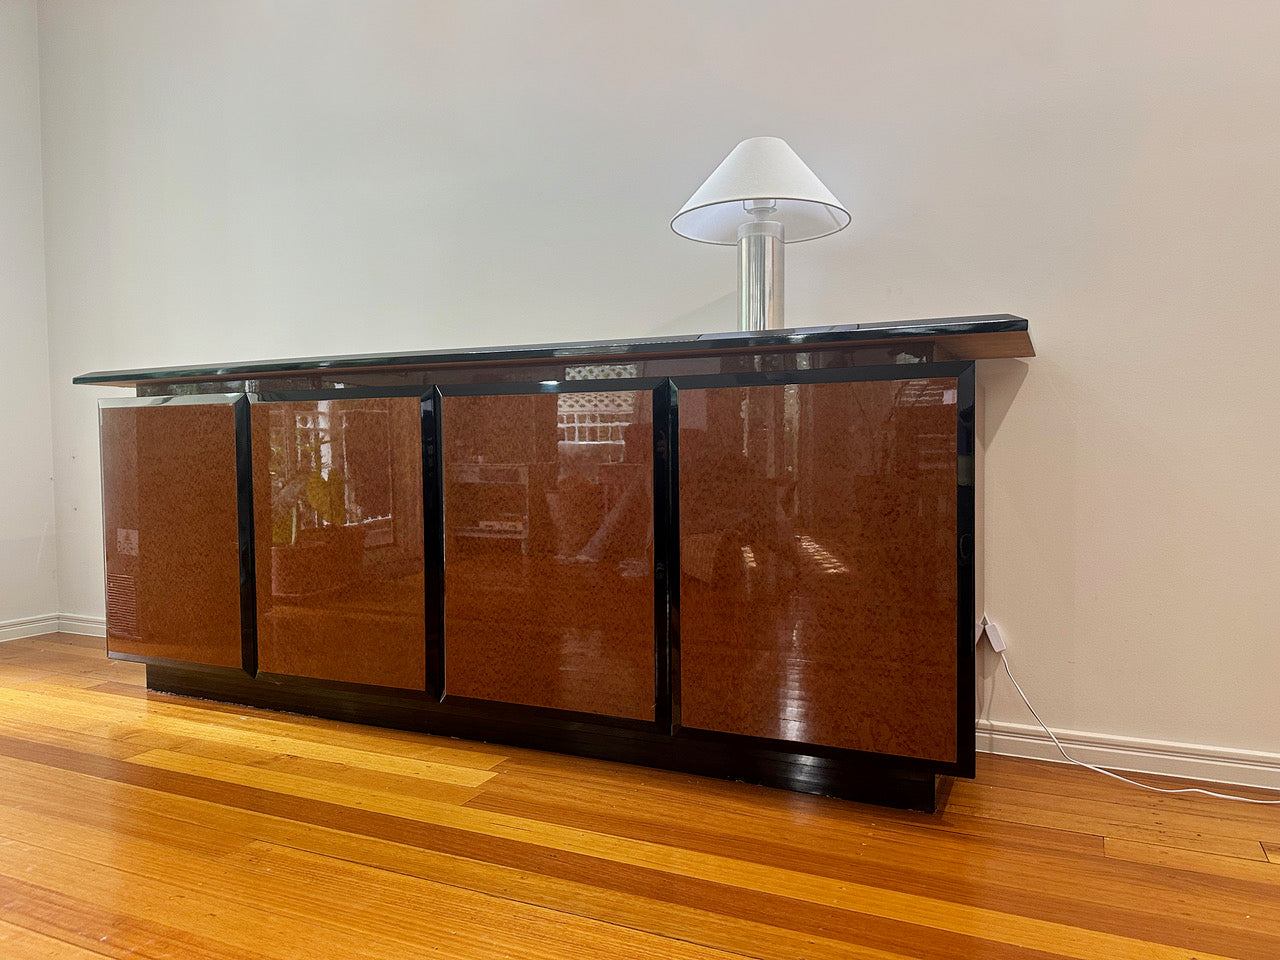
[0,634,1276,959]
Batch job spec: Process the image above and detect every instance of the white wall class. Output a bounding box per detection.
[0,0,59,631]
[38,1,1280,774]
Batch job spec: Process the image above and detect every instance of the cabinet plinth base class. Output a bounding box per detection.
[145,664,940,812]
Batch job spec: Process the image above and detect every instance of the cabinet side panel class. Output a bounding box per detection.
[251,397,426,690]
[679,378,959,762]
[100,403,243,667]
[442,390,656,721]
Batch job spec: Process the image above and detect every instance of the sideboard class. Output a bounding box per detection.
[75,315,1034,811]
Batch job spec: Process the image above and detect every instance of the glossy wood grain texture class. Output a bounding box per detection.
[251,397,426,690]
[679,378,958,760]
[442,390,656,720]
[99,402,244,668]
[0,635,1277,960]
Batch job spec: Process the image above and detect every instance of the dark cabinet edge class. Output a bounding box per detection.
[72,315,1033,387]
[233,396,258,677]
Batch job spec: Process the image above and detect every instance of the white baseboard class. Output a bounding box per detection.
[56,614,107,637]
[0,613,106,642]
[977,718,1280,791]
[0,614,62,642]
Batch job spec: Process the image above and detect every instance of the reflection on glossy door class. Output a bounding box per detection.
[678,378,959,761]
[251,397,426,690]
[442,389,656,721]
[99,400,244,667]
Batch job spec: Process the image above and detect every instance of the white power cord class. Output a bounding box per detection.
[994,645,1280,806]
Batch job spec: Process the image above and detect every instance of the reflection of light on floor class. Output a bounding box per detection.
[795,534,849,574]
[740,545,758,569]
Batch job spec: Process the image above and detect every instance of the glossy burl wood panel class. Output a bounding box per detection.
[251,397,426,690]
[442,389,655,720]
[99,400,244,668]
[679,378,959,760]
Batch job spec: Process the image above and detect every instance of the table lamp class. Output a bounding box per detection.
[671,137,850,332]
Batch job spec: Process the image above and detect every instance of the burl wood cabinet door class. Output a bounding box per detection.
[251,395,427,690]
[439,384,659,721]
[677,375,962,763]
[99,396,246,668]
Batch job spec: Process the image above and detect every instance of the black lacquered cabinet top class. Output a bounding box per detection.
[74,314,1033,388]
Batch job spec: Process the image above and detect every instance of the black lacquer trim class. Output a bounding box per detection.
[665,381,682,735]
[144,662,937,811]
[434,693,665,735]
[147,662,434,730]
[954,364,978,779]
[252,671,441,701]
[233,396,258,676]
[73,315,1032,386]
[424,387,446,700]
[651,381,674,731]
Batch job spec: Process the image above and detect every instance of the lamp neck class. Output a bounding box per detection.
[737,220,784,332]
[737,219,784,242]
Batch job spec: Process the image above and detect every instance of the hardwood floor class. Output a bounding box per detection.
[0,634,1276,959]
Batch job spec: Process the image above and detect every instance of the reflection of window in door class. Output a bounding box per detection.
[271,402,393,533]
[558,364,638,463]
[269,405,339,542]
[339,399,423,565]
[556,391,634,461]
[340,407,394,545]
[268,398,421,563]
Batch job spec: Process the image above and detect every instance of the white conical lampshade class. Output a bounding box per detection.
[671,137,851,245]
